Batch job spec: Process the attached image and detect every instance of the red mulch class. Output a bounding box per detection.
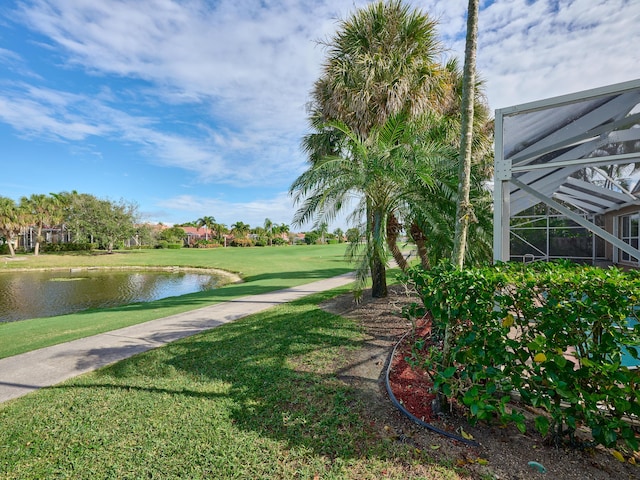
[387,316,437,423]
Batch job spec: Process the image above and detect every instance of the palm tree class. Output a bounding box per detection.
[0,197,24,257]
[21,193,55,256]
[312,0,445,137]
[263,218,274,246]
[273,223,290,244]
[214,223,228,246]
[231,221,250,239]
[293,114,452,296]
[317,222,329,244]
[401,58,494,269]
[196,216,216,241]
[295,0,447,297]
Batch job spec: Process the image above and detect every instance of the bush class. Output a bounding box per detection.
[167,243,182,249]
[194,240,219,248]
[272,237,288,246]
[42,242,95,252]
[156,241,169,249]
[230,238,254,247]
[405,261,640,450]
[304,232,320,245]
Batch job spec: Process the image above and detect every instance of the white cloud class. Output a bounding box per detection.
[6,0,358,189]
[0,83,110,140]
[16,0,340,128]
[476,0,640,109]
[2,0,640,226]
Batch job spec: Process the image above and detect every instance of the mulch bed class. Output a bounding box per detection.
[387,315,437,423]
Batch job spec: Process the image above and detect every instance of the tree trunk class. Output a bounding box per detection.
[7,235,16,257]
[410,222,431,270]
[386,214,408,271]
[34,225,43,256]
[450,0,479,270]
[369,204,388,298]
[370,256,388,298]
[442,0,480,386]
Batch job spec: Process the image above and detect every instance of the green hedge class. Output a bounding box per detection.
[405,261,640,449]
[42,242,96,252]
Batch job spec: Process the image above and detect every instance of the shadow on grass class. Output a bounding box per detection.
[57,292,381,460]
[242,266,352,283]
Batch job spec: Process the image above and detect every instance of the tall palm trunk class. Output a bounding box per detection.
[441,0,480,388]
[451,0,479,269]
[386,214,408,271]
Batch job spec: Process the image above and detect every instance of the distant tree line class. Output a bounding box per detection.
[0,192,353,256]
[0,191,139,255]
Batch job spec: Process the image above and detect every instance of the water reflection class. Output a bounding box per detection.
[0,270,222,322]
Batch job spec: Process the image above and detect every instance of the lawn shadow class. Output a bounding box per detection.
[61,293,383,460]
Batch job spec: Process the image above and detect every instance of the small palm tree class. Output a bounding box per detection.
[211,222,227,245]
[274,223,290,244]
[231,221,250,239]
[196,216,216,241]
[21,193,55,256]
[293,113,452,297]
[263,218,274,246]
[0,197,24,257]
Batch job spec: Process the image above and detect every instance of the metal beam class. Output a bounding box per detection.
[511,152,640,173]
[496,78,640,116]
[509,95,640,165]
[493,112,510,262]
[511,178,640,261]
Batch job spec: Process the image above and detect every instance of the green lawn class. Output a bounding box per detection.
[0,245,354,359]
[0,288,462,479]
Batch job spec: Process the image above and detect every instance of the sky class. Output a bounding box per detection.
[1,0,639,232]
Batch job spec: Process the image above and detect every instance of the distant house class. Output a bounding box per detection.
[180,226,211,246]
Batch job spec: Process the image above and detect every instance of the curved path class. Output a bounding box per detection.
[0,272,355,404]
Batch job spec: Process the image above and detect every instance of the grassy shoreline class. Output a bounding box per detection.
[0,245,354,359]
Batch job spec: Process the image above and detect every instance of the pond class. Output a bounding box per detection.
[0,269,225,323]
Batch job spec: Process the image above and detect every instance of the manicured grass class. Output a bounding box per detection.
[0,245,354,359]
[0,288,462,479]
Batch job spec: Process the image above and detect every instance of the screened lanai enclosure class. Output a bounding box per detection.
[493,79,640,267]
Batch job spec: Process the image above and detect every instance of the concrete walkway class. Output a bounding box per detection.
[0,272,355,404]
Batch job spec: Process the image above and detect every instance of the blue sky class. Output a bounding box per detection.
[1,0,639,231]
